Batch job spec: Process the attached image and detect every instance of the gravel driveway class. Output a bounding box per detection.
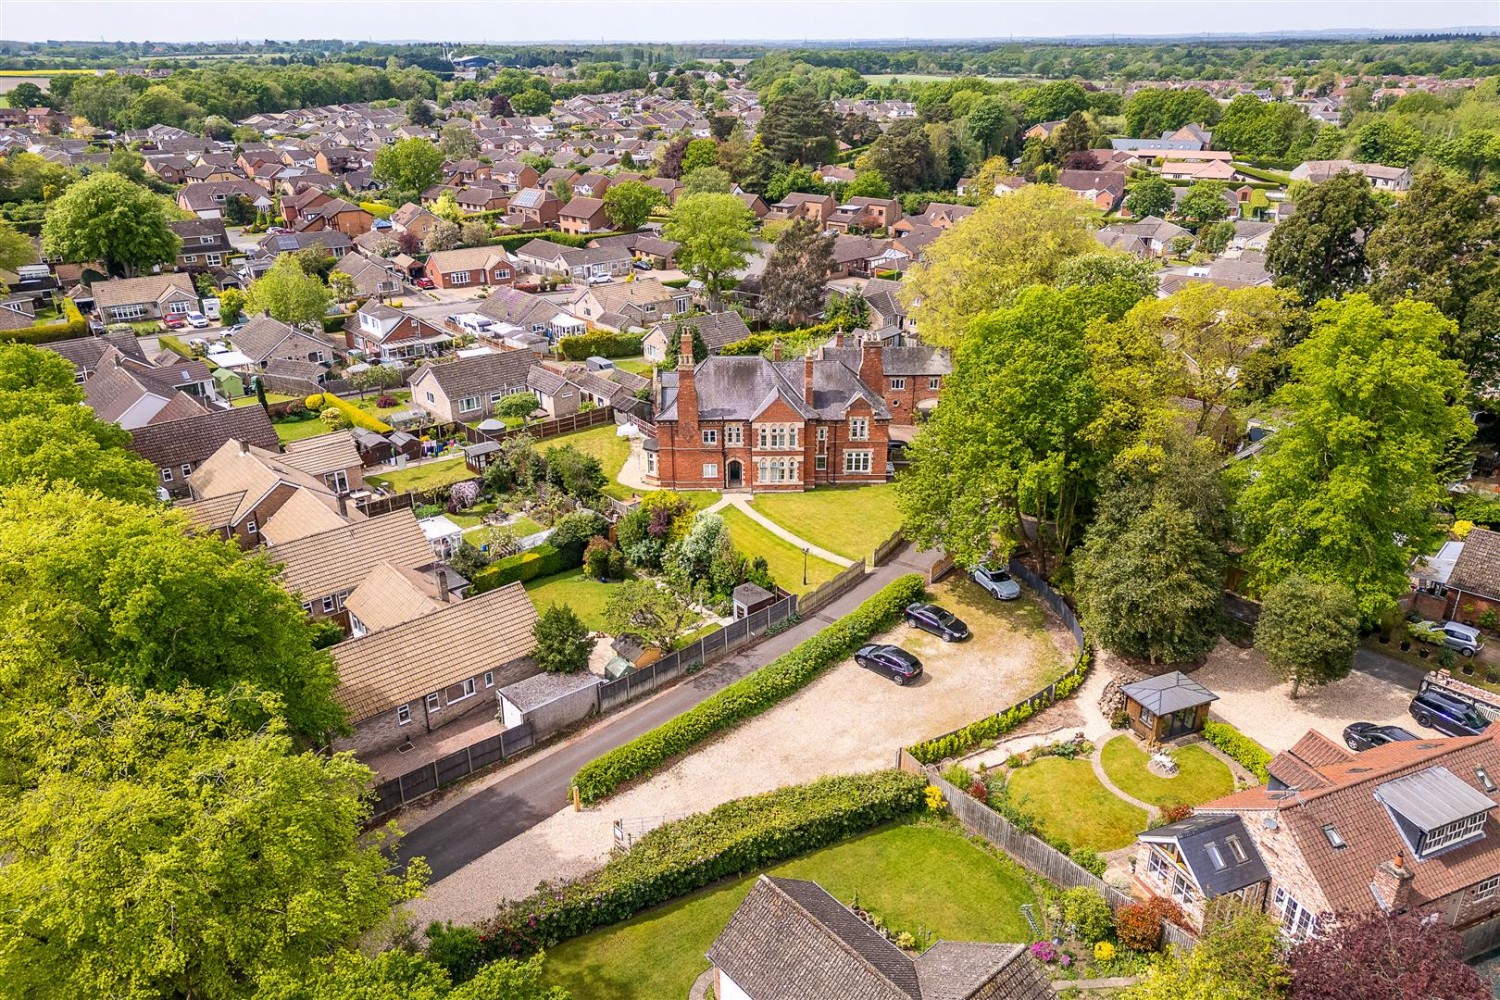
[409,576,1071,925]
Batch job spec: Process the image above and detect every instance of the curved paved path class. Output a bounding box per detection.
[1089,746,1160,825]
[705,494,856,568]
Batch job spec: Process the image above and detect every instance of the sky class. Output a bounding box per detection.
[0,0,1495,45]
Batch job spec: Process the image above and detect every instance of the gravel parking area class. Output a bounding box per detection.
[408,575,1071,925]
[1193,639,1417,753]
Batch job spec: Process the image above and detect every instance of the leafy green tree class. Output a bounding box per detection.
[1195,219,1236,254]
[760,218,836,327]
[425,219,463,253]
[865,119,938,193]
[349,364,402,398]
[1176,181,1230,227]
[497,391,539,420]
[440,119,480,159]
[763,163,828,203]
[0,346,157,502]
[0,482,346,738]
[897,286,1108,571]
[682,165,732,196]
[1255,575,1361,698]
[757,78,837,165]
[509,87,552,116]
[68,73,134,128]
[602,179,666,231]
[406,96,435,125]
[1264,171,1386,303]
[1054,250,1158,322]
[246,255,334,330]
[1353,116,1424,167]
[257,950,570,1000]
[1025,80,1090,124]
[1213,94,1312,159]
[218,286,246,326]
[533,603,592,674]
[0,218,38,271]
[843,170,892,199]
[545,445,606,499]
[663,192,755,309]
[7,81,47,109]
[966,96,1018,157]
[374,136,444,195]
[1123,913,1289,1000]
[1074,436,1229,664]
[1123,88,1221,138]
[602,579,696,651]
[681,137,719,175]
[41,172,180,276]
[900,184,1096,348]
[1366,169,1500,381]
[0,685,424,1000]
[663,322,710,366]
[1235,296,1471,622]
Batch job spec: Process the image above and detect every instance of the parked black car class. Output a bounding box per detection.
[903,602,970,642]
[854,644,923,685]
[1408,688,1490,737]
[1342,722,1421,752]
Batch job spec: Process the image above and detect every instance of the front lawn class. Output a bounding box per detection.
[719,506,841,595]
[346,390,412,419]
[1005,758,1147,852]
[543,820,1036,1000]
[365,456,473,494]
[539,424,633,500]
[752,484,904,562]
[523,568,626,631]
[1099,737,1236,808]
[272,417,335,444]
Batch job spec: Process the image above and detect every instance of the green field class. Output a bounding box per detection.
[752,484,903,562]
[1099,737,1236,808]
[540,424,633,500]
[1006,758,1148,852]
[523,568,627,631]
[719,507,841,595]
[366,456,473,494]
[544,821,1037,1000]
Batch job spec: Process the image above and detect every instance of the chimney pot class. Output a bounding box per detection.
[677,328,695,369]
[238,438,249,454]
[771,337,782,362]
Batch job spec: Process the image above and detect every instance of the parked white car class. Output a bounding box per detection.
[186,312,210,329]
[971,564,1021,601]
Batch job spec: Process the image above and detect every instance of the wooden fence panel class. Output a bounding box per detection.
[799,559,867,616]
[368,722,534,818]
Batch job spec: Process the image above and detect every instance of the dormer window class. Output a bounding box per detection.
[1376,766,1496,858]
[1479,767,1496,793]
[1322,824,1346,849]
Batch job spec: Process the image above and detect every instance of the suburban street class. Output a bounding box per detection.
[396,547,925,881]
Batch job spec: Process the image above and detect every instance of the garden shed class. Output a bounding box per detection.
[1121,672,1219,743]
[732,582,775,620]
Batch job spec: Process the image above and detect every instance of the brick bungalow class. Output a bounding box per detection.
[424,246,515,290]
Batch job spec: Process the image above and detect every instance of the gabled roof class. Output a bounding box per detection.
[189,439,344,527]
[659,353,890,423]
[280,431,362,478]
[91,273,197,310]
[265,511,434,602]
[342,561,446,633]
[125,403,279,471]
[1450,527,1500,601]
[413,350,535,399]
[1138,813,1270,898]
[259,486,354,544]
[1121,671,1218,715]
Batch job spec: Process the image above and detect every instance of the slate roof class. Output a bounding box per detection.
[413,350,534,399]
[914,941,1050,1000]
[820,343,951,378]
[125,404,279,471]
[329,581,538,720]
[659,354,890,423]
[651,311,750,353]
[1138,813,1270,898]
[1450,527,1500,600]
[1121,671,1218,715]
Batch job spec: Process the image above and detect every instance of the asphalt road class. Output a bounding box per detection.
[1352,644,1426,691]
[397,549,923,881]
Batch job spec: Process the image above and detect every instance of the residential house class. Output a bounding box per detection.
[280,431,366,494]
[328,582,539,756]
[650,331,892,492]
[1135,813,1272,935]
[476,285,568,339]
[1059,169,1126,212]
[333,251,404,297]
[526,366,582,417]
[707,876,1052,1000]
[408,350,536,423]
[258,230,354,259]
[82,350,214,430]
[736,191,770,219]
[644,177,683,205]
[346,302,453,363]
[558,196,609,235]
[424,245,515,289]
[1095,215,1191,258]
[294,197,374,237]
[818,337,950,426]
[642,311,751,362]
[391,202,441,241]
[168,218,234,271]
[488,160,540,193]
[769,191,838,225]
[825,196,904,234]
[91,273,198,322]
[828,235,896,279]
[177,179,274,219]
[571,173,611,199]
[125,404,280,498]
[508,187,562,228]
[264,511,438,622]
[1289,159,1413,192]
[455,187,508,214]
[179,439,356,549]
[43,330,146,382]
[569,278,691,332]
[1434,527,1500,621]
[514,239,633,281]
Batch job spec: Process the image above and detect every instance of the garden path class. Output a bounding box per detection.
[704,494,856,568]
[1089,747,1160,825]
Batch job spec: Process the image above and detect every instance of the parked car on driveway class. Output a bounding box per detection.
[587,273,612,285]
[1342,722,1421,751]
[903,602,970,642]
[185,312,210,329]
[854,644,923,686]
[415,276,435,289]
[161,314,186,330]
[1408,687,1490,737]
[971,564,1020,601]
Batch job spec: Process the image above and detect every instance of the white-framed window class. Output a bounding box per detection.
[426,693,441,713]
[756,458,799,484]
[490,392,503,406]
[849,417,869,441]
[450,270,471,284]
[817,426,827,442]
[1423,812,1489,854]
[168,300,192,314]
[1475,876,1500,902]
[493,268,510,280]
[321,595,336,613]
[396,704,412,725]
[890,377,906,390]
[301,600,313,612]
[112,304,147,320]
[460,396,480,412]
[246,518,258,535]
[426,391,436,403]
[206,253,223,266]
[756,423,798,450]
[161,467,174,482]
[1226,835,1248,863]
[701,429,718,445]
[1273,888,1318,940]
[458,678,477,700]
[929,376,941,390]
[816,454,827,470]
[327,470,348,493]
[703,463,718,479]
[844,450,873,474]
[725,423,742,445]
[484,671,495,688]
[182,254,199,264]
[199,234,217,245]
[646,451,657,473]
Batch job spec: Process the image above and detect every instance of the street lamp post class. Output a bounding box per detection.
[803,546,809,586]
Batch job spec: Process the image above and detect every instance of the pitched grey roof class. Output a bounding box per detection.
[125,404,279,470]
[1121,671,1218,715]
[1138,813,1270,898]
[651,311,751,353]
[416,351,534,399]
[659,355,889,423]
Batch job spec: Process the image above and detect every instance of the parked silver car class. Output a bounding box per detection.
[1430,620,1485,657]
[971,564,1020,601]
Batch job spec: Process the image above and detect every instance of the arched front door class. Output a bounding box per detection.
[727,460,743,488]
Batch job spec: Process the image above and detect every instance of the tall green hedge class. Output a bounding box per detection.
[1201,721,1272,782]
[571,573,927,803]
[0,319,90,344]
[322,393,392,432]
[557,331,643,360]
[469,544,569,593]
[907,660,1090,764]
[473,770,925,958]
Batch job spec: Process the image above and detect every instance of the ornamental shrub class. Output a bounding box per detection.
[321,392,393,432]
[571,574,927,803]
[473,771,924,958]
[907,656,1091,764]
[1061,887,1114,943]
[1115,897,1184,952]
[468,544,567,592]
[557,331,643,360]
[1070,847,1108,878]
[1201,721,1271,782]
[1093,941,1116,963]
[304,393,326,410]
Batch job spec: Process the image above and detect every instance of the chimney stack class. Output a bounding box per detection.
[859,336,883,394]
[437,568,451,603]
[677,328,695,370]
[771,337,782,362]
[1372,853,1415,912]
[803,349,815,403]
[336,492,348,518]
[834,330,845,348]
[238,438,250,455]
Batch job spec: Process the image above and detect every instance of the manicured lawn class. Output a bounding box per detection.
[366,456,473,494]
[685,490,722,511]
[540,424,633,500]
[752,484,904,562]
[523,568,626,631]
[1006,757,1147,852]
[232,392,295,407]
[347,390,411,419]
[1099,737,1235,808]
[544,821,1037,1000]
[611,357,657,377]
[719,507,841,595]
[272,418,334,444]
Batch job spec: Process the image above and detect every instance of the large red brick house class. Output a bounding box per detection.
[646,331,891,492]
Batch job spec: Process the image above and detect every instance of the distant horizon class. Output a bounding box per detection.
[2,0,1495,46]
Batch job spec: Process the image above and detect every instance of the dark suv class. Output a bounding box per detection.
[1408,688,1490,737]
[854,644,923,686]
